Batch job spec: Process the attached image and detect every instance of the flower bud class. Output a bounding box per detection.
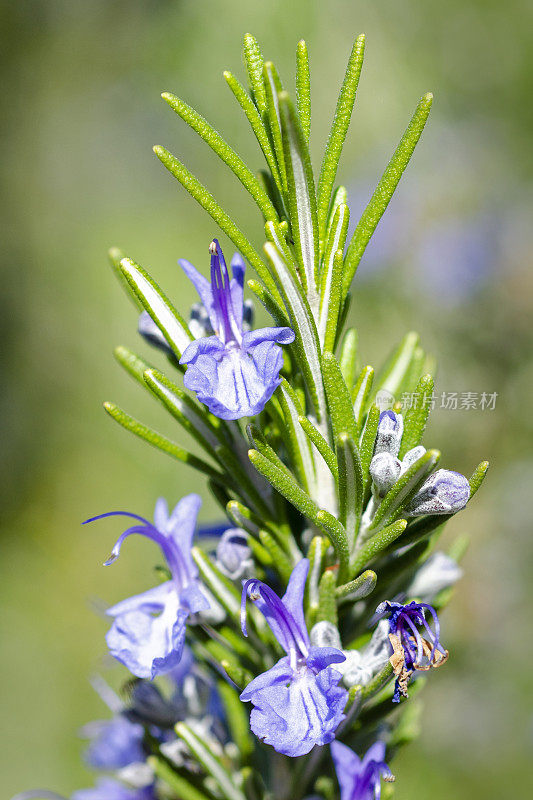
[370,452,402,496]
[406,469,470,516]
[138,311,173,355]
[408,552,463,599]
[188,302,214,339]
[215,528,252,580]
[374,411,403,457]
[309,620,341,649]
[400,445,426,474]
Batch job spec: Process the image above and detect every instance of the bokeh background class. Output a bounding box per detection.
[2,0,532,797]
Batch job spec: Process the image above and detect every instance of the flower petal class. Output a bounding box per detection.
[106,590,189,679]
[281,558,310,648]
[106,582,174,618]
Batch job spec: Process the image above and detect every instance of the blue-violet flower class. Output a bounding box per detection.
[179,239,295,420]
[82,715,145,771]
[240,559,348,756]
[72,778,156,800]
[374,411,403,457]
[84,495,209,680]
[331,739,394,800]
[405,468,470,516]
[375,600,448,702]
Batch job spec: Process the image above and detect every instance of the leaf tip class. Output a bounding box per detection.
[108,246,124,262]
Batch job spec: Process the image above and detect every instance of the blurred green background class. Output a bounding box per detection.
[2,0,532,797]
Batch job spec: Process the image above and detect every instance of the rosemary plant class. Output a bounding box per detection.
[18,33,488,800]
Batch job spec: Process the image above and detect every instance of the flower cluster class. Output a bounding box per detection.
[18,31,488,800]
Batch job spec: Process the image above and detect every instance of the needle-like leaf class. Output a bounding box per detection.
[343,92,433,293]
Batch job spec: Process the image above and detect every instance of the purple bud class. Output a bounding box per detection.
[374,411,403,457]
[406,469,470,516]
[215,529,252,580]
[138,311,173,356]
[370,452,401,496]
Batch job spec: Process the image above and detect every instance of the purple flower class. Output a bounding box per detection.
[331,740,394,800]
[375,600,448,703]
[84,495,209,679]
[72,779,156,800]
[138,311,173,356]
[215,528,253,580]
[83,715,145,770]
[374,411,403,457]
[369,452,401,497]
[240,560,348,757]
[405,469,470,516]
[179,239,295,420]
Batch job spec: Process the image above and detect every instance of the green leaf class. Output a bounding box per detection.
[148,756,212,800]
[322,351,357,441]
[336,569,377,600]
[259,529,294,581]
[175,722,246,800]
[263,62,287,191]
[103,402,222,481]
[143,368,224,453]
[247,278,291,328]
[399,374,434,457]
[153,145,280,303]
[374,331,420,401]
[319,204,349,349]
[214,440,275,520]
[359,404,380,485]
[316,510,350,583]
[351,520,408,576]
[401,345,427,395]
[352,366,375,437]
[109,247,143,311]
[162,92,278,221]
[118,256,193,359]
[114,345,155,385]
[248,448,349,579]
[278,380,316,495]
[317,35,365,242]
[247,423,294,479]
[343,92,433,293]
[243,33,267,114]
[306,535,328,614]
[468,460,489,498]
[221,660,252,691]
[317,570,338,625]
[361,663,394,700]
[223,71,282,192]
[263,242,327,421]
[191,546,241,616]
[337,433,364,554]
[369,449,440,532]
[326,185,348,237]
[217,680,253,759]
[339,327,359,389]
[279,91,320,306]
[298,414,338,480]
[296,40,311,142]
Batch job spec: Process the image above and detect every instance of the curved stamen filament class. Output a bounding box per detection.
[241,579,309,664]
[85,512,190,592]
[401,614,424,666]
